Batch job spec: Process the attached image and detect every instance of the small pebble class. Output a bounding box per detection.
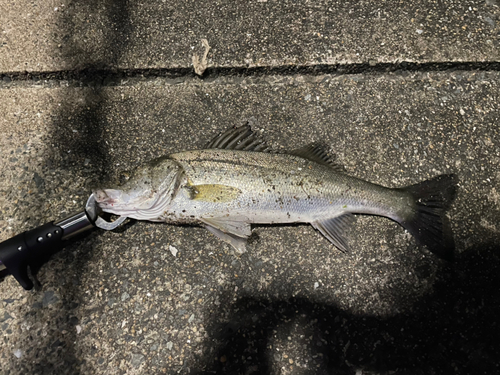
[169,245,178,257]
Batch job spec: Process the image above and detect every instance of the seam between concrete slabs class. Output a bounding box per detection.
[1,69,499,91]
[1,61,500,88]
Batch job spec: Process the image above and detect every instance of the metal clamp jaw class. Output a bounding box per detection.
[55,194,99,240]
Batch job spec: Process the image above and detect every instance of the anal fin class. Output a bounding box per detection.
[311,213,355,253]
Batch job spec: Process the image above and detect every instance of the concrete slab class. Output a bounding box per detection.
[0,72,499,373]
[1,1,499,72]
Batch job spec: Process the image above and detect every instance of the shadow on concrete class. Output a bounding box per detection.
[48,0,134,177]
[4,1,132,374]
[195,239,500,375]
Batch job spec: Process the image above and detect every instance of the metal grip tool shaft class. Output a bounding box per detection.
[0,210,94,290]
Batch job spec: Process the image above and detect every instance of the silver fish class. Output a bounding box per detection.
[94,125,457,260]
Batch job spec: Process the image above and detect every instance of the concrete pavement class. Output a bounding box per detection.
[1,1,499,374]
[1,1,499,72]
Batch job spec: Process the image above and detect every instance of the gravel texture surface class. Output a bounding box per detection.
[0,0,499,72]
[1,71,499,374]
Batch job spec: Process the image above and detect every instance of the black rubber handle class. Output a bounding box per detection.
[0,222,64,290]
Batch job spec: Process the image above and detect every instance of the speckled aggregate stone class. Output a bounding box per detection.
[0,0,499,72]
[0,72,499,374]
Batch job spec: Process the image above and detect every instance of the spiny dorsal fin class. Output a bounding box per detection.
[206,124,271,152]
[289,143,345,172]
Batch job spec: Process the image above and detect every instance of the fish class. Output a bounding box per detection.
[94,125,458,260]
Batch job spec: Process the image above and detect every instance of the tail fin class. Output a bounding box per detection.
[399,174,458,261]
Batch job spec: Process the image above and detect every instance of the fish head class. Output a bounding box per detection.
[93,157,183,220]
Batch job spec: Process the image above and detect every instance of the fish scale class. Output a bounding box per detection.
[94,125,457,260]
[168,149,411,224]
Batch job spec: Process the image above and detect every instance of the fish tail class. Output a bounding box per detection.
[398,174,458,261]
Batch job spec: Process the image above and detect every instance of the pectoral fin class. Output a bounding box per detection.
[311,213,355,253]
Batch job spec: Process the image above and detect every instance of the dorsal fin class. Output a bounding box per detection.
[289,143,345,172]
[206,124,271,152]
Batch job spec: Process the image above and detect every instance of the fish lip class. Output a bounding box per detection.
[93,189,116,206]
[93,189,120,208]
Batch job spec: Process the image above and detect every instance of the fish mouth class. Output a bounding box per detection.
[92,188,152,216]
[93,187,173,221]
